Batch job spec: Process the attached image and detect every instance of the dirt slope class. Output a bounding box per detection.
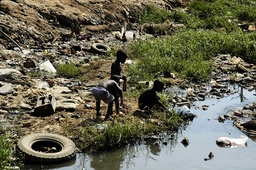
[0,0,175,47]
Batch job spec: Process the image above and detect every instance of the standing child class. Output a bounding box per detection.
[110,50,128,91]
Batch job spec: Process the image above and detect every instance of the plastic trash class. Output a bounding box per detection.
[39,60,56,73]
[216,136,248,148]
[175,105,193,116]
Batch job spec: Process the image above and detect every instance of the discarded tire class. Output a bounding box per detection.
[18,133,76,164]
[90,43,110,54]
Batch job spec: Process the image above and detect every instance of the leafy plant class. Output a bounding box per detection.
[138,4,172,24]
[0,129,23,169]
[128,29,256,82]
[79,120,143,152]
[56,63,81,78]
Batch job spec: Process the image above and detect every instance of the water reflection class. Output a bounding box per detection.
[22,156,76,170]
[90,150,125,170]
[76,132,179,170]
[149,143,161,156]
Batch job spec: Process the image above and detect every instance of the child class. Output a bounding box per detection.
[92,79,123,120]
[110,50,128,91]
[138,80,168,112]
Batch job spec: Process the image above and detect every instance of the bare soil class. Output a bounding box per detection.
[0,0,177,45]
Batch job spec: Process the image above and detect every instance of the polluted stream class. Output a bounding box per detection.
[23,85,256,170]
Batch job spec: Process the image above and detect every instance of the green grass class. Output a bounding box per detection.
[138,0,256,32]
[138,4,172,24]
[56,63,81,78]
[71,111,181,153]
[128,30,256,82]
[78,120,143,152]
[187,0,256,31]
[128,0,256,83]
[0,129,23,169]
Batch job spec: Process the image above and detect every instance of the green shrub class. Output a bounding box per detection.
[128,30,256,82]
[188,0,220,19]
[203,16,239,32]
[0,130,23,169]
[138,4,172,24]
[80,120,143,152]
[0,134,12,169]
[78,113,182,153]
[184,0,256,31]
[236,6,256,22]
[169,10,202,29]
[56,63,81,78]
[138,0,256,32]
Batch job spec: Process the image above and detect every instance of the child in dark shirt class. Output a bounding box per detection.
[110,50,128,91]
[138,80,168,112]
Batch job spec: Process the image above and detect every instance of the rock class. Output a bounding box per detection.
[198,92,206,99]
[202,105,209,110]
[241,119,256,130]
[0,69,22,81]
[204,152,214,161]
[23,58,37,68]
[50,86,72,95]
[234,110,243,117]
[211,82,227,88]
[20,102,33,110]
[33,95,56,117]
[22,121,32,127]
[0,109,8,114]
[0,83,12,95]
[56,99,79,112]
[236,64,249,73]
[140,20,185,36]
[181,137,189,147]
[230,56,241,65]
[248,24,256,31]
[218,115,225,123]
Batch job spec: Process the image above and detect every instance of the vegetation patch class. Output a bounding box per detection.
[56,63,81,78]
[62,110,182,153]
[128,0,256,83]
[0,128,23,169]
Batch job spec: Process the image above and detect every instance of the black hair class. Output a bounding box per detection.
[116,50,128,59]
[153,80,164,91]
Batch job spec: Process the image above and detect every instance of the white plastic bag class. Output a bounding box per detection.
[175,105,193,116]
[39,60,56,73]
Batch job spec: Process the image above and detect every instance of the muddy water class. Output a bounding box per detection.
[23,87,256,170]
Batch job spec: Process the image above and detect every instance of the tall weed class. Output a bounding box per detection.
[0,130,22,169]
[138,4,171,24]
[129,30,256,82]
[56,63,81,78]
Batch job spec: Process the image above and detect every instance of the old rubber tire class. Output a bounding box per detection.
[90,43,110,54]
[18,133,76,164]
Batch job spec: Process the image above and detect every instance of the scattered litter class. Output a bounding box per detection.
[39,60,57,73]
[204,152,214,161]
[181,137,189,147]
[216,136,248,148]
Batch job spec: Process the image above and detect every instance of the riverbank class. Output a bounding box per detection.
[1,0,256,168]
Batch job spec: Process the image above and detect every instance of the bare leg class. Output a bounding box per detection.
[96,101,101,118]
[105,101,113,120]
[114,98,120,114]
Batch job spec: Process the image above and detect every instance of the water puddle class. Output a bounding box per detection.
[23,87,256,170]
